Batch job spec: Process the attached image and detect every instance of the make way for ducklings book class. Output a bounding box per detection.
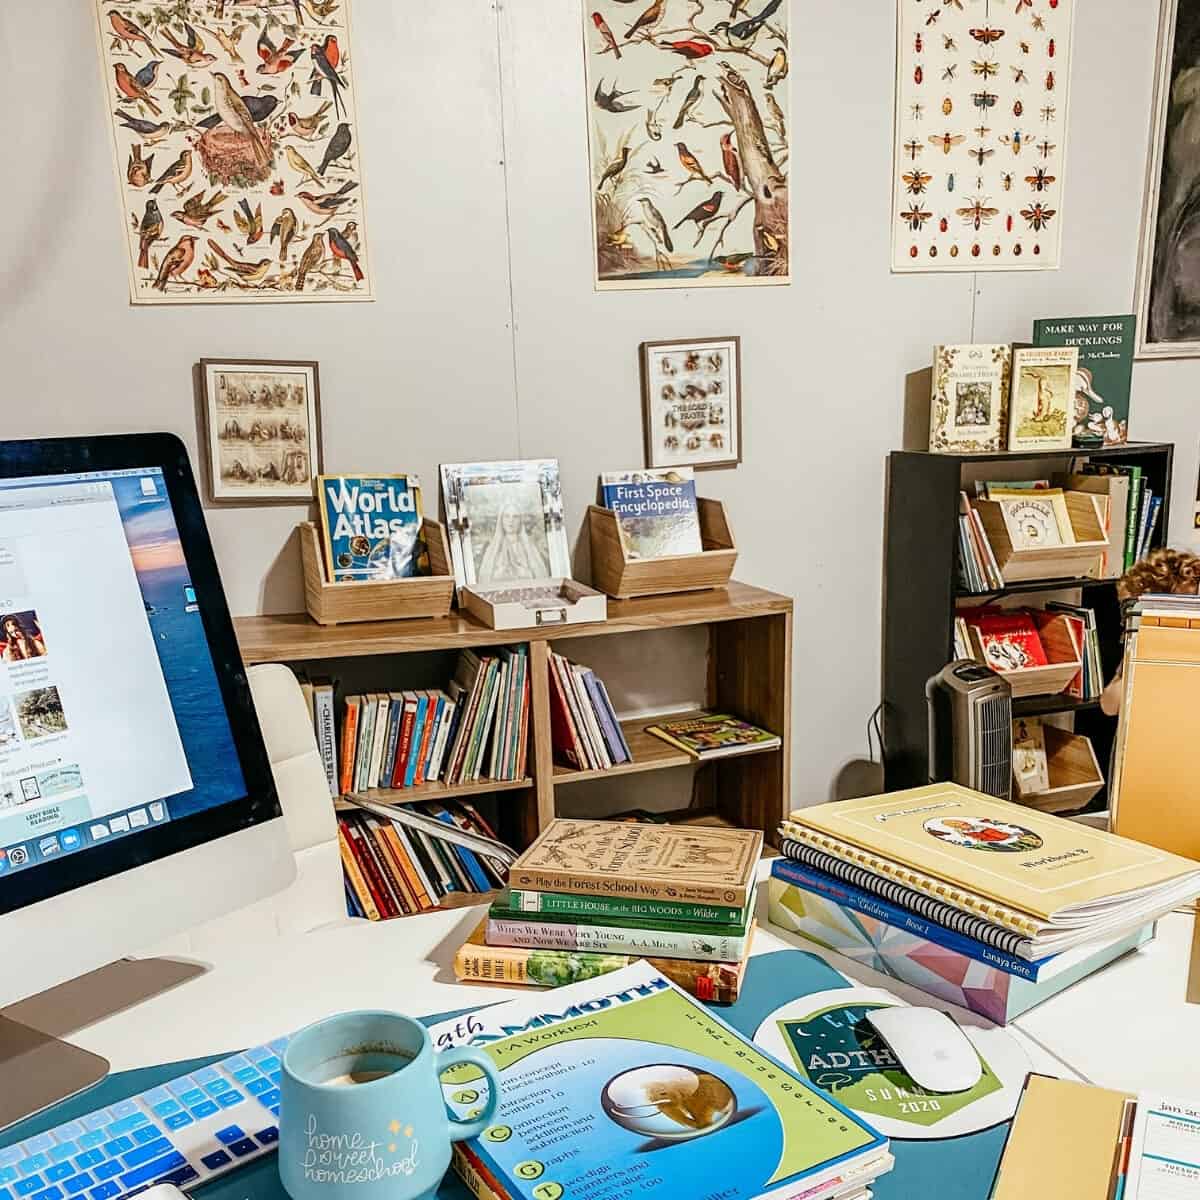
[430,961,892,1200]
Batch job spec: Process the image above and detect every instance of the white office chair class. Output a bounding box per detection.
[145,664,357,959]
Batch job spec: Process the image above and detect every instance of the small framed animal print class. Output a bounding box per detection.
[640,336,742,470]
[199,358,322,505]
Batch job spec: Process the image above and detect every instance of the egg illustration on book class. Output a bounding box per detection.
[601,1065,735,1140]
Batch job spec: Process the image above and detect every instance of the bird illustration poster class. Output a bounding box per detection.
[583,0,790,289]
[94,0,371,303]
[891,0,1074,272]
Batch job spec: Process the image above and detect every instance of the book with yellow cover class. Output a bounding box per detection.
[781,784,1200,952]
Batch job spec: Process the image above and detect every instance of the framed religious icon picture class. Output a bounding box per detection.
[199,358,322,504]
[640,336,742,470]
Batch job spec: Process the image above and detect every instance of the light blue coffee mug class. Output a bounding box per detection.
[279,1010,500,1200]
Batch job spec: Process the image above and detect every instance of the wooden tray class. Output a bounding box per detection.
[975,492,1107,583]
[1016,726,1103,814]
[967,612,1083,698]
[298,520,455,625]
[588,498,738,599]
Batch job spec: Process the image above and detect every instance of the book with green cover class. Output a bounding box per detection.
[431,961,892,1200]
[491,889,751,937]
[1080,461,1143,570]
[1033,314,1135,446]
[505,886,747,926]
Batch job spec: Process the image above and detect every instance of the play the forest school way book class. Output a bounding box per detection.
[432,962,891,1200]
[508,818,762,907]
[317,474,427,583]
[781,784,1200,944]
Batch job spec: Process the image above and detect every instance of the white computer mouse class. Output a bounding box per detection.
[864,1006,983,1094]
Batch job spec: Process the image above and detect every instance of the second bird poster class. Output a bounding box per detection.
[584,0,790,289]
[94,0,371,304]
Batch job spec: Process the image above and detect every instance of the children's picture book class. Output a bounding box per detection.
[600,468,703,559]
[969,611,1049,673]
[440,460,570,589]
[1011,717,1050,796]
[509,818,762,907]
[929,344,1012,454]
[430,961,892,1200]
[991,488,1075,550]
[645,712,782,760]
[1033,314,1135,446]
[1007,347,1079,451]
[317,475,426,583]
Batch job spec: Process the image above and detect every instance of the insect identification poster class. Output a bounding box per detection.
[583,0,790,289]
[891,0,1074,272]
[94,0,371,303]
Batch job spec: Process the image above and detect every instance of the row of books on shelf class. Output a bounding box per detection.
[453,818,763,1004]
[955,468,1162,595]
[548,651,630,771]
[953,602,1102,699]
[772,783,1200,1025]
[338,803,505,919]
[337,648,530,794]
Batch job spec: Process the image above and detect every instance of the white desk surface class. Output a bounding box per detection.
[58,864,1195,1099]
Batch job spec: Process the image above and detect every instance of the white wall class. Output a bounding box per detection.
[2,1,1195,808]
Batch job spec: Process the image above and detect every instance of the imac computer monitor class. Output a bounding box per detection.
[0,435,294,1123]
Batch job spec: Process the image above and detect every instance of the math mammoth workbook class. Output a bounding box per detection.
[432,961,892,1200]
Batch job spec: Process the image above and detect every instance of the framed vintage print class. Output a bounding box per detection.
[439,459,571,589]
[199,358,322,504]
[640,337,742,470]
[1136,0,1200,357]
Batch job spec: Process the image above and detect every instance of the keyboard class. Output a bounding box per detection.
[0,1039,290,1200]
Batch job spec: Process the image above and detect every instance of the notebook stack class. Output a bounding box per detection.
[454,818,763,1003]
[770,784,1200,1024]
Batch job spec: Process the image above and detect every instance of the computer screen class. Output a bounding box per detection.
[0,465,250,904]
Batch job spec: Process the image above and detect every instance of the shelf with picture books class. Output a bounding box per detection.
[884,441,1174,820]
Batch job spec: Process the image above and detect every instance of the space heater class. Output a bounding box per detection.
[926,660,1012,800]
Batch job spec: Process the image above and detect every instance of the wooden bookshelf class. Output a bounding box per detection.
[882,442,1174,817]
[236,581,792,857]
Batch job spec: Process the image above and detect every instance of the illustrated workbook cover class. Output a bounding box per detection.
[510,818,762,907]
[1033,315,1135,446]
[782,784,1200,924]
[317,474,426,583]
[601,469,703,559]
[431,962,891,1200]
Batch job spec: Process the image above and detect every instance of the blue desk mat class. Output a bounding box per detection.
[4,949,1011,1200]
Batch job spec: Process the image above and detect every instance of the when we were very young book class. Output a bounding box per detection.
[317,474,427,582]
[431,961,892,1200]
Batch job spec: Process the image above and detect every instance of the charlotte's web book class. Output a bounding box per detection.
[431,962,892,1200]
[317,475,426,583]
[600,469,703,559]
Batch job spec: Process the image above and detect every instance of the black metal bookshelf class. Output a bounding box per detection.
[882,441,1175,814]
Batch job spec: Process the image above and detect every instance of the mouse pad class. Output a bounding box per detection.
[3,949,1023,1200]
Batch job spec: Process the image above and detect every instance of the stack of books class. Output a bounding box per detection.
[771,784,1200,1025]
[646,711,781,759]
[454,818,762,1003]
[548,650,630,770]
[339,801,505,918]
[336,647,530,794]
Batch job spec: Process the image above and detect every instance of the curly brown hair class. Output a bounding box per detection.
[1118,548,1200,600]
